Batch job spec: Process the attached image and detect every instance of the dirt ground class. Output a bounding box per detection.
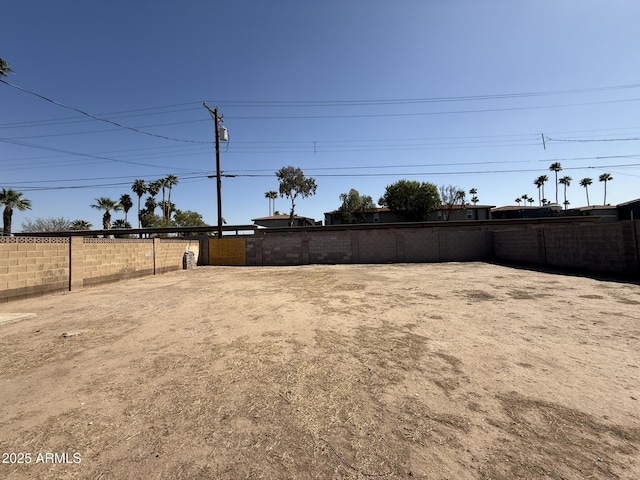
[0,262,639,479]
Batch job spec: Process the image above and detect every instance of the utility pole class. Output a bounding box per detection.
[203,102,223,239]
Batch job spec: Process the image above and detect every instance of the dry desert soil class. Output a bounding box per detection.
[0,262,639,479]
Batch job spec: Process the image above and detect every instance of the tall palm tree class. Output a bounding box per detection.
[521,194,529,206]
[154,178,171,221]
[599,173,613,205]
[91,197,122,230]
[131,179,147,228]
[515,197,522,206]
[549,163,562,204]
[469,188,479,205]
[534,177,544,205]
[119,194,133,222]
[265,190,278,215]
[558,176,572,209]
[0,188,32,235]
[165,175,179,219]
[538,175,548,204]
[580,177,593,206]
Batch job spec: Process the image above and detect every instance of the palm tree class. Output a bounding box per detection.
[165,175,179,220]
[538,175,548,204]
[580,178,593,206]
[154,178,171,220]
[469,188,479,205]
[147,180,161,198]
[119,194,133,222]
[144,196,157,216]
[558,176,572,209]
[528,197,535,206]
[521,194,529,206]
[549,163,562,204]
[0,188,32,235]
[131,179,147,228]
[534,177,544,205]
[265,190,278,215]
[91,197,122,230]
[112,219,132,229]
[515,197,522,206]
[599,173,613,205]
[70,219,92,230]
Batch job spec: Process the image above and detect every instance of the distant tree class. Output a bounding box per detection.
[112,219,132,229]
[174,209,208,236]
[0,188,32,235]
[265,190,278,216]
[521,194,530,206]
[558,176,572,209]
[527,197,535,206]
[158,200,176,221]
[0,58,14,77]
[164,175,179,221]
[379,180,440,221]
[336,189,377,223]
[563,200,570,210]
[275,166,317,226]
[144,196,157,216]
[599,173,613,205]
[515,197,522,206]
[70,219,92,230]
[549,163,562,204]
[580,177,593,206]
[21,217,72,232]
[174,209,207,227]
[119,194,133,222]
[112,219,132,238]
[536,175,549,205]
[439,185,466,220]
[469,188,479,205]
[91,197,122,230]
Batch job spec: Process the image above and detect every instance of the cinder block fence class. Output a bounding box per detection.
[1,237,199,303]
[2,219,639,303]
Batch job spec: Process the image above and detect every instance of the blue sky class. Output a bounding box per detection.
[3,0,640,229]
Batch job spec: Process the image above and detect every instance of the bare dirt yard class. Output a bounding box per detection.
[1,262,639,479]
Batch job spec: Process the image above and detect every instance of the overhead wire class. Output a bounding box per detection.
[0,79,208,144]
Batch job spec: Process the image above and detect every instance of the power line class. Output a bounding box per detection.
[0,137,206,171]
[223,98,640,120]
[206,82,640,107]
[0,79,208,144]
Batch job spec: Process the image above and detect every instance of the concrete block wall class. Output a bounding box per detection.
[0,237,70,303]
[308,230,353,264]
[492,221,640,276]
[156,238,200,273]
[245,227,494,266]
[1,236,200,303]
[544,222,638,274]
[493,228,546,265]
[82,238,155,286]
